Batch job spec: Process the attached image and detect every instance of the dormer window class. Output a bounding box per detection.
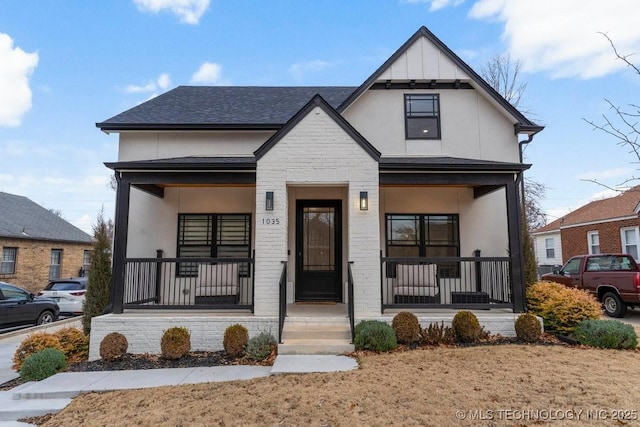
[405,94,440,139]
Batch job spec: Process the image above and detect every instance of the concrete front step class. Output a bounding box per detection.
[279,318,354,355]
[278,341,355,355]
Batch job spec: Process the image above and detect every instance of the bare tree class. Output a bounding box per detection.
[482,53,528,110]
[584,33,640,189]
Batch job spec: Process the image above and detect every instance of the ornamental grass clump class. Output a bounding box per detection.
[391,311,421,344]
[161,327,191,360]
[224,324,249,357]
[99,332,128,362]
[526,280,601,335]
[354,320,397,351]
[572,319,638,349]
[20,348,67,382]
[246,331,277,361]
[422,321,456,346]
[514,313,542,343]
[12,332,63,372]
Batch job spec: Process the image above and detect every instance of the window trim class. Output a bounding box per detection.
[544,237,555,259]
[385,213,460,278]
[587,231,600,255]
[49,249,62,281]
[404,94,441,140]
[1,247,17,275]
[620,226,640,260]
[176,213,252,277]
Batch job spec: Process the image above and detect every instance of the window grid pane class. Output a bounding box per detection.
[405,94,440,139]
[1,248,16,274]
[49,249,62,280]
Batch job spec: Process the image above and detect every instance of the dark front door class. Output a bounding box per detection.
[295,200,342,301]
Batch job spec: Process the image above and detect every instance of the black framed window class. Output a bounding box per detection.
[405,94,440,139]
[1,247,17,275]
[386,214,459,277]
[177,214,251,276]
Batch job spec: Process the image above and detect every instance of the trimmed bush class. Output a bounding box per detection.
[12,332,63,372]
[100,332,128,361]
[527,281,601,335]
[246,331,277,361]
[354,320,397,352]
[422,322,456,346]
[573,319,638,349]
[20,348,67,382]
[452,311,483,343]
[391,311,421,344]
[54,327,89,363]
[514,313,542,343]
[224,324,249,357]
[161,327,191,360]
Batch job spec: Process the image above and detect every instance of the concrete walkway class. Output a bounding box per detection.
[0,354,358,424]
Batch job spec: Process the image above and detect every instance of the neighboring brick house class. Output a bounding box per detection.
[532,186,640,272]
[0,192,94,293]
[89,26,543,358]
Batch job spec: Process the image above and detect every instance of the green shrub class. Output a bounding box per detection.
[514,313,542,343]
[452,311,483,343]
[54,327,89,363]
[224,324,249,357]
[100,332,128,361]
[246,331,277,361]
[422,322,456,346]
[20,348,67,381]
[527,281,601,335]
[354,320,397,352]
[161,327,191,360]
[12,332,63,372]
[573,319,638,349]
[391,311,421,344]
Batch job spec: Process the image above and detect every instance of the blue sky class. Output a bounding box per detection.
[1,0,639,233]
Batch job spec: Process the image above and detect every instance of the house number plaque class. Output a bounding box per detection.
[261,218,281,225]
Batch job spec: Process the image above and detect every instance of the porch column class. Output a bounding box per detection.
[505,179,525,312]
[111,174,131,314]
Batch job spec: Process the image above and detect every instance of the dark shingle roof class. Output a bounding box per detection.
[0,192,94,244]
[97,86,357,131]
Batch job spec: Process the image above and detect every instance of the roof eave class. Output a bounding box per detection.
[95,123,283,132]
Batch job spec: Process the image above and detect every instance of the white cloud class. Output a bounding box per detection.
[289,60,333,81]
[401,0,464,11]
[0,33,38,127]
[577,167,634,181]
[133,0,210,25]
[124,73,171,94]
[468,0,640,79]
[190,62,223,84]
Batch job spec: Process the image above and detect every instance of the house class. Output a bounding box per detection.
[0,192,94,294]
[533,186,640,271]
[90,26,543,358]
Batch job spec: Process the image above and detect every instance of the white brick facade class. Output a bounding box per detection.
[255,105,381,318]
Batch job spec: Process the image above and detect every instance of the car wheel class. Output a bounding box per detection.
[602,292,627,318]
[37,311,55,325]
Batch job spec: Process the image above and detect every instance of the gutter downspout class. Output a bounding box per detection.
[516,133,535,311]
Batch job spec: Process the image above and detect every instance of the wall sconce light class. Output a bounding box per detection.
[266,191,274,211]
[360,191,368,211]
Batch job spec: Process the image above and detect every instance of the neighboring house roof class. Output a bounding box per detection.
[96,86,356,131]
[533,186,640,233]
[0,192,94,244]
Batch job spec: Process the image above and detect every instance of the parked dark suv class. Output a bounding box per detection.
[0,282,60,328]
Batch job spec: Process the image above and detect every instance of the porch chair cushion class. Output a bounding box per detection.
[195,263,239,297]
[394,263,439,297]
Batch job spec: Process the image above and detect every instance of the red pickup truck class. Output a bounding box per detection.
[541,254,640,318]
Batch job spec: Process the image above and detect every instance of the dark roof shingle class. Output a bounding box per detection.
[0,192,94,243]
[97,86,357,130]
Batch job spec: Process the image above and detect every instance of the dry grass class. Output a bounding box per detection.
[43,344,640,427]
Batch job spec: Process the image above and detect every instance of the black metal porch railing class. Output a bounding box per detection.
[347,262,355,342]
[123,256,255,310]
[278,261,287,344]
[381,256,513,310]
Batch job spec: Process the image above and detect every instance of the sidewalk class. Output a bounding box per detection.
[0,354,358,424]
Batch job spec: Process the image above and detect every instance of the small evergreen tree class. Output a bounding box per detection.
[82,208,112,335]
[522,217,538,288]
